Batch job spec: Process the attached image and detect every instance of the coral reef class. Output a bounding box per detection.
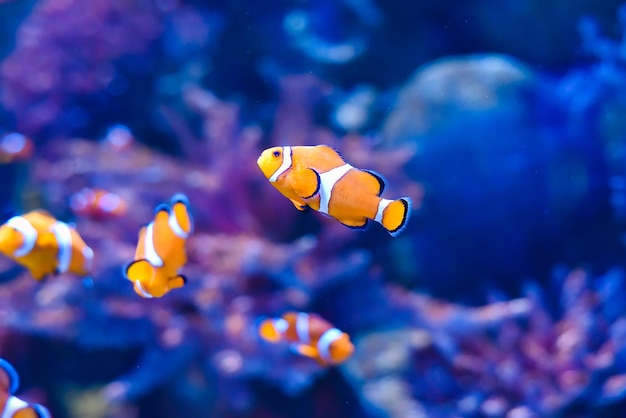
[1,1,626,418]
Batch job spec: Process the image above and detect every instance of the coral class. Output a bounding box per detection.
[343,268,626,417]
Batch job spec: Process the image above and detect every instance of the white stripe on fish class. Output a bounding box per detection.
[6,216,37,258]
[318,164,352,214]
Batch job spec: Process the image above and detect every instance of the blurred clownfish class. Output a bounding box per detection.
[0,133,34,164]
[69,188,128,221]
[257,145,411,236]
[102,124,134,152]
[0,210,93,281]
[0,358,51,418]
[259,312,354,366]
[124,193,193,298]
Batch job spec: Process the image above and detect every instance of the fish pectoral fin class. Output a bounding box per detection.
[168,274,187,289]
[291,168,321,200]
[289,199,310,212]
[291,343,318,359]
[124,259,155,282]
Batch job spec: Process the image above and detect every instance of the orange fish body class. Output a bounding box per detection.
[124,194,193,298]
[69,188,127,220]
[0,359,51,418]
[258,312,354,366]
[0,133,34,164]
[257,145,411,236]
[0,210,93,281]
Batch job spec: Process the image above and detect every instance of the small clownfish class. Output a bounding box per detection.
[0,210,94,281]
[0,358,51,418]
[124,193,193,299]
[257,145,411,236]
[0,133,34,164]
[69,188,128,221]
[258,312,354,366]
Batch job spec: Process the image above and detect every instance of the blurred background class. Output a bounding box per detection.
[1,0,626,416]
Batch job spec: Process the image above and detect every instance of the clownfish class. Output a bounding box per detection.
[257,145,411,236]
[258,312,354,366]
[0,133,34,164]
[0,358,51,418]
[69,188,128,221]
[0,210,94,281]
[124,193,193,298]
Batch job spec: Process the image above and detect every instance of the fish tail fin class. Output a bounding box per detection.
[379,197,411,237]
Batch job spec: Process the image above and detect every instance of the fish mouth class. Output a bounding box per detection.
[256,154,274,179]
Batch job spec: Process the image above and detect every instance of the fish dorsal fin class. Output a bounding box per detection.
[124,259,155,282]
[315,145,345,162]
[358,169,387,196]
[31,209,55,219]
[291,168,321,200]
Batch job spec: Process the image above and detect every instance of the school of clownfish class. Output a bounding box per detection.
[0,138,412,416]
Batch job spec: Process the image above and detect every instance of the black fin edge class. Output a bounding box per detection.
[301,168,321,200]
[340,219,370,231]
[170,193,190,207]
[122,259,150,280]
[387,198,412,237]
[362,169,387,196]
[153,203,170,216]
[33,403,51,418]
[0,358,20,394]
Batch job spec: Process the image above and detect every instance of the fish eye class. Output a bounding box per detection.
[273,151,281,157]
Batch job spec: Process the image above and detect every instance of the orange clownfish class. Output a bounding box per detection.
[69,188,128,220]
[0,133,34,164]
[257,145,411,236]
[259,312,354,366]
[0,210,94,281]
[0,358,51,418]
[124,193,193,298]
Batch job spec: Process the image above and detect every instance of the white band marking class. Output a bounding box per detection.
[269,146,292,183]
[374,199,392,223]
[273,318,289,334]
[317,328,343,363]
[52,222,73,274]
[144,223,164,267]
[134,280,153,298]
[296,312,310,344]
[318,164,352,214]
[3,396,29,418]
[168,211,189,239]
[6,216,37,258]
[82,246,94,271]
